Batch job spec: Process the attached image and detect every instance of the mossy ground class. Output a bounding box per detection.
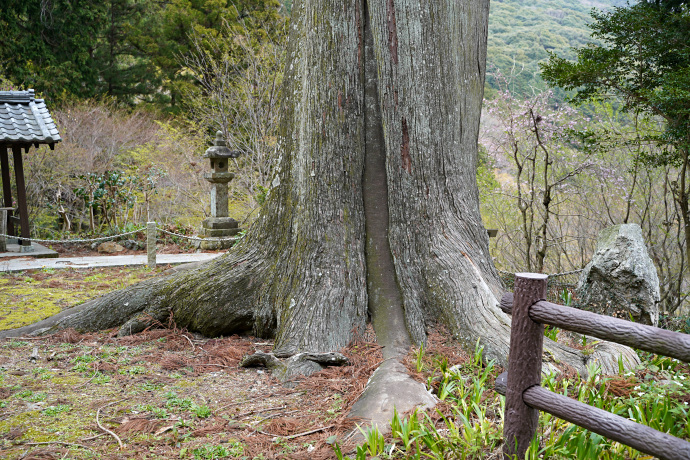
[0,267,162,330]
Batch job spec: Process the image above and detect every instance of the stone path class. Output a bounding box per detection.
[0,252,224,273]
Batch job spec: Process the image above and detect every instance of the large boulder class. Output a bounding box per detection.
[97,241,126,254]
[576,224,660,326]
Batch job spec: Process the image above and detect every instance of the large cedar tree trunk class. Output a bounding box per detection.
[1,0,636,376]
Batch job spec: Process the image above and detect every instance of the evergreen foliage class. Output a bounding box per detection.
[0,0,634,106]
[541,2,690,157]
[0,0,285,109]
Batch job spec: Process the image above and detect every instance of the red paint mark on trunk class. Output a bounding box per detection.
[387,0,398,65]
[356,0,362,67]
[462,252,479,271]
[401,117,411,173]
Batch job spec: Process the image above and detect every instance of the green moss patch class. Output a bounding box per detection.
[0,267,162,330]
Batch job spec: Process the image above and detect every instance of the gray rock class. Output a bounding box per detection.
[576,224,660,326]
[198,238,235,250]
[122,239,141,250]
[202,217,238,229]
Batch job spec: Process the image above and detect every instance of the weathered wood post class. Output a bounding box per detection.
[147,222,156,268]
[503,273,547,459]
[0,207,10,252]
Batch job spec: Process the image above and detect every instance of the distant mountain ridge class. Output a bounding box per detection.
[486,0,627,96]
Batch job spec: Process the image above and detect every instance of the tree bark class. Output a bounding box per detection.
[0,0,634,378]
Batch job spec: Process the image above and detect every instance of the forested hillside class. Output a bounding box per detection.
[479,0,690,318]
[486,0,626,96]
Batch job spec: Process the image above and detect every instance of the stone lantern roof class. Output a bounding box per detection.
[202,131,241,183]
[203,131,241,159]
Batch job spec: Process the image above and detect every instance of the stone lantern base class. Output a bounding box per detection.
[195,217,241,250]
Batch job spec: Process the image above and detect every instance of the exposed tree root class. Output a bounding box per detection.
[240,351,350,384]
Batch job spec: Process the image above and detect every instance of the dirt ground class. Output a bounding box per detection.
[0,325,387,459]
[48,239,212,259]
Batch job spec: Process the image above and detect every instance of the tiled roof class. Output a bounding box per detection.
[0,89,61,145]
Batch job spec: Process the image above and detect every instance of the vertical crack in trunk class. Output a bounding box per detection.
[362,1,410,360]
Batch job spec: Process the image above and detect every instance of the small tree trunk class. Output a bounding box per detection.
[679,147,690,271]
[89,197,95,231]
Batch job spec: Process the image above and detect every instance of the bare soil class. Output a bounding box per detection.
[0,326,384,459]
[48,240,215,259]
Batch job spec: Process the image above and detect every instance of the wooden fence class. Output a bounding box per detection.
[495,273,690,460]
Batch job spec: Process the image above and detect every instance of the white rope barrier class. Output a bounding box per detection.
[0,228,145,244]
[0,223,246,268]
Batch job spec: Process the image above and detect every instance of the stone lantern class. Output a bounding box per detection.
[199,131,242,249]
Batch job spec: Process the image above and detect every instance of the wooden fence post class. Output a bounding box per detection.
[0,207,8,252]
[147,222,156,268]
[503,273,547,460]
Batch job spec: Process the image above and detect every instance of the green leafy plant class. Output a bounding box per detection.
[93,372,111,384]
[119,365,146,375]
[327,436,346,460]
[165,391,193,411]
[390,408,422,454]
[357,424,386,458]
[152,407,168,419]
[138,381,164,392]
[192,443,233,459]
[72,362,91,373]
[17,390,46,402]
[559,288,573,306]
[32,368,52,381]
[73,170,138,231]
[544,325,559,341]
[43,405,71,416]
[192,403,212,418]
[415,343,425,373]
[437,378,458,401]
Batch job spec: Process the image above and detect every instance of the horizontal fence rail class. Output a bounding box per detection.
[495,375,690,460]
[499,293,690,363]
[498,273,690,460]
